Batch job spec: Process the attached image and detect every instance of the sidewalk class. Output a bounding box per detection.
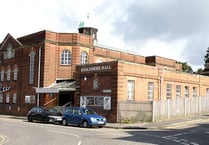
[1,114,209,129]
[105,114,209,129]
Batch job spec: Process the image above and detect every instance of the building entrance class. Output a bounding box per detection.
[58,92,74,106]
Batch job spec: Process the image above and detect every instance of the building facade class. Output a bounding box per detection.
[0,25,209,122]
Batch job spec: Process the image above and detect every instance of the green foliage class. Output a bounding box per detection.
[204,47,209,66]
[195,68,203,74]
[177,61,193,73]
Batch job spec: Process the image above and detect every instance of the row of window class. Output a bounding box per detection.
[1,49,89,84]
[61,50,88,65]
[127,80,209,100]
[0,94,35,104]
[1,65,18,81]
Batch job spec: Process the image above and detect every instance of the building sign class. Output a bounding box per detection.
[81,65,111,72]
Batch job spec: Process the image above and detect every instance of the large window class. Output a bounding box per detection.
[1,69,4,82]
[13,65,18,81]
[29,50,36,84]
[192,87,197,97]
[176,85,181,99]
[61,50,71,65]
[166,84,172,99]
[148,82,154,100]
[25,95,35,103]
[127,80,135,100]
[185,86,189,97]
[80,51,88,64]
[6,66,11,81]
[4,43,15,59]
[6,93,10,103]
[13,93,17,103]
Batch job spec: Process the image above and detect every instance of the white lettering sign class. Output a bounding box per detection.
[81,65,111,72]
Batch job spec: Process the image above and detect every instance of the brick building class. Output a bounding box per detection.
[1,24,209,122]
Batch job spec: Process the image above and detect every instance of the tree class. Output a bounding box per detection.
[177,61,193,73]
[204,47,209,67]
[194,68,203,74]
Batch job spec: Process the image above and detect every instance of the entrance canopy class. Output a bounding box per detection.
[35,81,76,93]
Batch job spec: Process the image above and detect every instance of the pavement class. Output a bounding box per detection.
[1,114,209,129]
[106,114,209,129]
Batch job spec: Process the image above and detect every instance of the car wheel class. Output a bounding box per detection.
[44,117,49,123]
[28,116,33,122]
[62,119,68,126]
[82,121,88,128]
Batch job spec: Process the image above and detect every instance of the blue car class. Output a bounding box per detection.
[62,107,107,128]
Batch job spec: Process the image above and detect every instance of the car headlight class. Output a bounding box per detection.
[90,117,97,122]
[103,118,106,122]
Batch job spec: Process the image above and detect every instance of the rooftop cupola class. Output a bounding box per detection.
[78,14,98,43]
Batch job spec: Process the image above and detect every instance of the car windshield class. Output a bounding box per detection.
[83,109,97,115]
[45,107,59,113]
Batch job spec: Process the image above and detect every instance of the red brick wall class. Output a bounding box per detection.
[75,61,118,122]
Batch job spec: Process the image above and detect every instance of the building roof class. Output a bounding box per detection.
[35,81,76,93]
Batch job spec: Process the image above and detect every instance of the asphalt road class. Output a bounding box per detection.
[0,116,209,145]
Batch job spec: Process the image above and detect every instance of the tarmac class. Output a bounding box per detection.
[1,114,209,129]
[105,114,209,129]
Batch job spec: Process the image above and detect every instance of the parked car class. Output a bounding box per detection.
[62,107,107,128]
[27,106,62,124]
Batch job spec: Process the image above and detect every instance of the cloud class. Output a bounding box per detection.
[1,0,209,71]
[108,0,209,70]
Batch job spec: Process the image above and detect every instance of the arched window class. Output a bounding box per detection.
[7,44,12,58]
[61,50,71,65]
[80,51,88,64]
[4,43,15,59]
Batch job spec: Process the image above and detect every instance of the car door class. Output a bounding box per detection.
[64,108,74,124]
[72,108,82,125]
[35,108,45,121]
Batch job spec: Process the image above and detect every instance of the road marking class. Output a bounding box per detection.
[0,135,9,145]
[46,129,79,138]
[78,140,82,145]
[2,123,25,128]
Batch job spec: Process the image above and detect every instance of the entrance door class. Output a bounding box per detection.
[58,92,74,106]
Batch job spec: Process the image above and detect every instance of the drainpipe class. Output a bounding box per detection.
[37,47,41,107]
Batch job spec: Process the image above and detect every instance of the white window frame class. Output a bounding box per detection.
[7,67,11,81]
[6,93,10,103]
[80,51,88,64]
[61,50,71,65]
[13,93,17,103]
[176,85,181,99]
[166,84,172,99]
[1,70,4,81]
[25,95,35,103]
[192,87,197,97]
[148,82,154,100]
[185,86,189,97]
[13,66,18,81]
[127,80,135,100]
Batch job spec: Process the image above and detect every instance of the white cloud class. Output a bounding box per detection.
[0,0,208,71]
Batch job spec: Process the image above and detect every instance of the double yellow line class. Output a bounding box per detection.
[0,135,9,145]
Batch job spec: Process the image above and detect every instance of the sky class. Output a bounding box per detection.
[1,0,209,71]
